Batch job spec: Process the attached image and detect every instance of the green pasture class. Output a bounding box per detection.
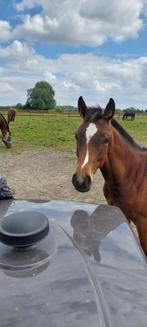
[0,113,80,153]
[0,112,147,153]
[117,114,147,146]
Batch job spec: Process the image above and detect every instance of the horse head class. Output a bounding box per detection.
[72,97,115,192]
[2,132,12,148]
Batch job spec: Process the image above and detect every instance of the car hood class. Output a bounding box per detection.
[0,199,147,327]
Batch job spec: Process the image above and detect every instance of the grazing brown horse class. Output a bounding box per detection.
[72,96,147,256]
[0,113,11,147]
[7,108,17,125]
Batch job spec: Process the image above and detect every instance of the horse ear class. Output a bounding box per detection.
[103,98,115,120]
[78,96,88,119]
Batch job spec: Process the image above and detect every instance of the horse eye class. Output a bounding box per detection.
[104,137,109,145]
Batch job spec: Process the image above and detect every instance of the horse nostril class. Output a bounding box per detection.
[72,174,91,192]
[86,175,91,186]
[72,174,84,186]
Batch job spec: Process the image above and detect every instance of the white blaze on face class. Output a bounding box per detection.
[81,123,98,169]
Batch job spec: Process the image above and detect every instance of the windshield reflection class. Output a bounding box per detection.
[71,205,125,262]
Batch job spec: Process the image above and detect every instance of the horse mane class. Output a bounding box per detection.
[85,107,147,151]
[0,113,10,132]
[111,119,138,147]
[111,119,147,151]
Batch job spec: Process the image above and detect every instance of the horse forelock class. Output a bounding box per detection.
[85,106,102,121]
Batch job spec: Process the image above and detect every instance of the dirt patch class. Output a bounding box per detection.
[0,149,106,203]
[0,148,138,237]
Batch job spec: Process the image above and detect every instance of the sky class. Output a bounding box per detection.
[0,0,147,109]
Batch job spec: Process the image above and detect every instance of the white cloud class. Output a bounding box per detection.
[0,41,147,108]
[13,0,145,45]
[0,20,12,42]
[43,71,56,82]
[0,40,34,58]
[80,0,143,40]
[0,2,146,107]
[16,0,40,11]
[0,82,14,93]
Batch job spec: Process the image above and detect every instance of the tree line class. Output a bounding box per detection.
[0,80,147,112]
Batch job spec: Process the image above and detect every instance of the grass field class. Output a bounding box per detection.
[0,112,147,153]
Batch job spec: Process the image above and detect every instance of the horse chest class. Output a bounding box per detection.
[104,182,147,224]
[103,182,124,205]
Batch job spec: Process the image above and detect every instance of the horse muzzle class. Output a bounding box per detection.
[2,134,12,148]
[72,174,92,192]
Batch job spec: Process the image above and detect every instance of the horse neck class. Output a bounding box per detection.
[100,126,142,186]
[0,114,9,136]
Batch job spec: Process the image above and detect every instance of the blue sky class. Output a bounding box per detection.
[0,0,147,109]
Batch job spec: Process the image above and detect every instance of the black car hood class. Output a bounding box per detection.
[0,199,147,327]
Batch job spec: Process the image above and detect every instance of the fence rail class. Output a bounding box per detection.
[1,110,147,118]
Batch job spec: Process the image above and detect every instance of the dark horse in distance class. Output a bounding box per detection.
[72,96,147,256]
[0,113,11,147]
[7,108,17,125]
[123,112,135,120]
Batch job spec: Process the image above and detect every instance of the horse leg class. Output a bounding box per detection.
[136,218,147,256]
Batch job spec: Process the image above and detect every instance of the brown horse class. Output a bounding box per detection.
[72,96,147,256]
[0,113,11,147]
[7,108,17,125]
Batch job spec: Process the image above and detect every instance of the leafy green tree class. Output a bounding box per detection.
[15,103,23,109]
[26,81,56,110]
